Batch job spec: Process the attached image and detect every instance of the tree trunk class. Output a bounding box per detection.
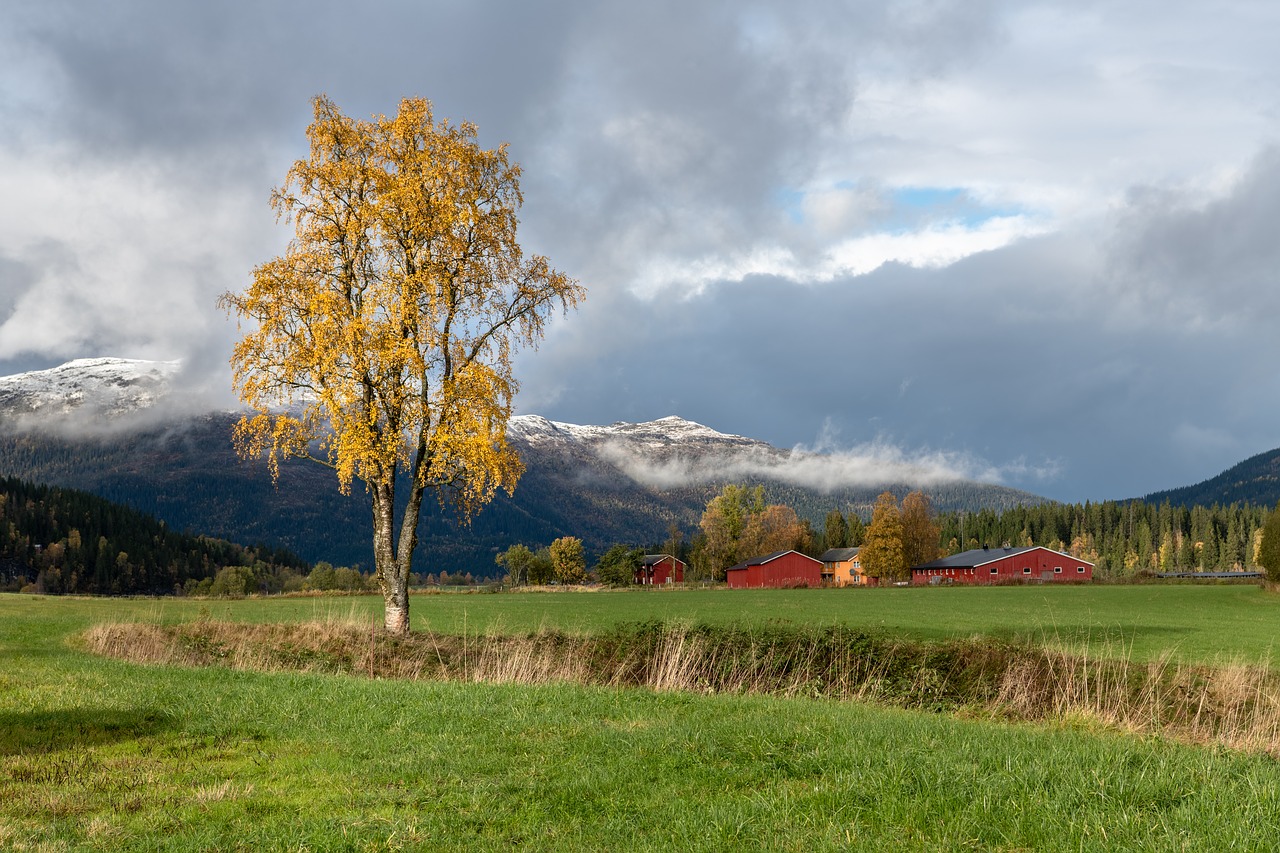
[372,484,411,635]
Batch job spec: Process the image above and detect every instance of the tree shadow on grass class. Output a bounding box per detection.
[0,706,174,756]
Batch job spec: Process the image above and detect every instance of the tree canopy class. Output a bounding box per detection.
[1260,503,1280,584]
[595,544,644,588]
[221,96,581,633]
[549,536,586,585]
[861,491,906,582]
[693,484,810,579]
[901,491,941,569]
[823,508,849,550]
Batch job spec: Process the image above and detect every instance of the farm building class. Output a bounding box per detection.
[910,546,1093,586]
[725,550,823,589]
[819,547,865,586]
[635,554,685,585]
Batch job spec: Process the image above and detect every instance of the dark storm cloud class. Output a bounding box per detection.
[1106,146,1280,329]
[7,1,580,165]
[518,213,1280,502]
[3,0,1279,501]
[1,0,1004,372]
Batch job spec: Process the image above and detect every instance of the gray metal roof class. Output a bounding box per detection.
[819,547,860,562]
[911,546,1038,570]
[642,554,682,567]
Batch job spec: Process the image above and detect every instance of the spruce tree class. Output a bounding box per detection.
[1259,503,1280,584]
[823,509,849,550]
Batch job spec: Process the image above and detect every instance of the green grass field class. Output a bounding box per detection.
[34,581,1277,666]
[5,586,1280,850]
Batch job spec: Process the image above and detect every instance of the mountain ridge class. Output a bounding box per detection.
[1142,447,1280,508]
[0,358,1049,572]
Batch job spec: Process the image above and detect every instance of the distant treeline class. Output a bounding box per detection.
[0,476,308,595]
[936,500,1273,577]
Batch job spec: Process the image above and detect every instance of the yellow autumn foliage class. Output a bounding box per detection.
[220,95,582,632]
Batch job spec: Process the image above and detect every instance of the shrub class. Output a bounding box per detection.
[209,565,257,598]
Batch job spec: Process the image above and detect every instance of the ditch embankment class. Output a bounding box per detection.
[83,618,1280,757]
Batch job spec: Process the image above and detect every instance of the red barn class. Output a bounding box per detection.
[725,550,823,589]
[635,554,685,585]
[911,546,1093,586]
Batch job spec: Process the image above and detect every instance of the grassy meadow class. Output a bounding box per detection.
[5,585,1280,850]
[32,581,1279,666]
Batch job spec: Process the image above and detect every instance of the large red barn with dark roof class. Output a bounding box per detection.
[910,546,1093,585]
[725,550,823,589]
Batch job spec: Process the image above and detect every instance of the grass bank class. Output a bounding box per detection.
[86,617,1280,756]
[6,591,1280,850]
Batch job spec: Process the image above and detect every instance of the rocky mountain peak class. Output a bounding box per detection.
[0,357,181,418]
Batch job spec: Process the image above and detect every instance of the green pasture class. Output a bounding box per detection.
[17,581,1277,667]
[4,588,1280,850]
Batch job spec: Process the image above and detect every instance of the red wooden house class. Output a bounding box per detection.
[635,554,685,585]
[725,550,823,589]
[910,546,1093,586]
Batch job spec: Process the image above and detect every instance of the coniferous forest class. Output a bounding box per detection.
[0,476,308,595]
[935,500,1272,578]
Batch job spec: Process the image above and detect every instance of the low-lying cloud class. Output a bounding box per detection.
[592,435,1036,494]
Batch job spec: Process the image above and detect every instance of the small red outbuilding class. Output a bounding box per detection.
[910,546,1093,585]
[635,554,685,585]
[725,550,823,589]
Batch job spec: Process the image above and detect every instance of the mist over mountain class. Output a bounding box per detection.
[0,359,1047,573]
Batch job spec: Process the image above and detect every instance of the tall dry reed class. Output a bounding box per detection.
[81,618,1280,756]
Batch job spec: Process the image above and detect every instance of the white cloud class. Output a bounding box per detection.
[631,214,1046,296]
[4,0,1280,503]
[817,215,1047,278]
[0,146,272,384]
[595,436,1008,493]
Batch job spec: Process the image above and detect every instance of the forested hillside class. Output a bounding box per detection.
[0,413,1045,575]
[1142,447,1280,508]
[0,476,307,595]
[0,414,678,572]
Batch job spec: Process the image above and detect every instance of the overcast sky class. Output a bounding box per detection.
[2,0,1278,503]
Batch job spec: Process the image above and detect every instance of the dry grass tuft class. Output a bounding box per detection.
[83,619,1280,756]
[995,645,1280,753]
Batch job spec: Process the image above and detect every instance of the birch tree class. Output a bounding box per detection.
[221,96,582,634]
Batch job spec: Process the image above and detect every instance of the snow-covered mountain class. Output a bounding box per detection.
[0,358,776,469]
[507,413,791,491]
[508,413,764,450]
[0,357,180,418]
[0,358,1046,572]
[509,413,779,458]
[0,357,1041,500]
